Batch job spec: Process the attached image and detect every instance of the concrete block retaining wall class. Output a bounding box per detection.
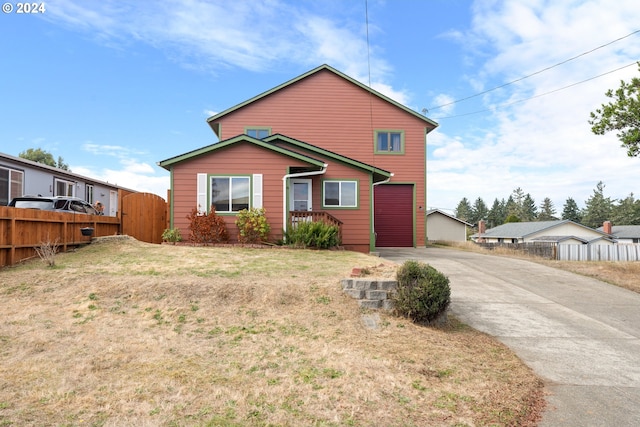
[341,278,397,310]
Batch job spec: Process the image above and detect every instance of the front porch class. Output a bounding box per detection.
[289,210,343,241]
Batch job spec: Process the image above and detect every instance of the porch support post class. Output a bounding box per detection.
[281,164,328,237]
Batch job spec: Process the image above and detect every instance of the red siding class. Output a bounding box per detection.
[170,141,374,251]
[213,69,431,247]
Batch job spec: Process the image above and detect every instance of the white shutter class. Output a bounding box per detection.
[252,174,263,209]
[196,173,207,214]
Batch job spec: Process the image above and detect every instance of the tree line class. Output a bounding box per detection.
[454,181,640,230]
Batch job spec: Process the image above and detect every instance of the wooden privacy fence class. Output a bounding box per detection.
[0,206,120,268]
[121,192,168,244]
[558,244,640,261]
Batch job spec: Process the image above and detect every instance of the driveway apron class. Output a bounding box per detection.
[378,247,640,427]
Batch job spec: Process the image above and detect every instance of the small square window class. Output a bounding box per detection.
[375,130,404,154]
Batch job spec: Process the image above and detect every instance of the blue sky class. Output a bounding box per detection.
[2,0,639,215]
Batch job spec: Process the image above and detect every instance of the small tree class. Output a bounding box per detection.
[589,62,640,157]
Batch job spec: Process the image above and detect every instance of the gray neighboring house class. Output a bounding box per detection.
[426,209,472,242]
[597,224,640,244]
[1,151,129,216]
[471,219,614,245]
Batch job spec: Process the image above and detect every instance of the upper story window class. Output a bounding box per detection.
[0,166,24,206]
[211,176,250,213]
[323,180,358,208]
[375,130,405,154]
[246,127,271,139]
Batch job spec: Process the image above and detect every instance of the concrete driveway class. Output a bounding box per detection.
[378,247,640,427]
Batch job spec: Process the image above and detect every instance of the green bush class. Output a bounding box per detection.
[392,260,450,324]
[235,208,271,243]
[285,220,341,249]
[186,206,229,244]
[161,228,183,243]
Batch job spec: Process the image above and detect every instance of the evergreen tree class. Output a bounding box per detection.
[522,193,538,221]
[611,193,640,225]
[588,62,640,157]
[487,198,506,228]
[505,195,518,219]
[537,198,558,221]
[562,197,582,223]
[454,197,473,222]
[470,197,489,226]
[582,181,614,228]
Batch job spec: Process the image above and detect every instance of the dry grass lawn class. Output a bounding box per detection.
[0,237,547,426]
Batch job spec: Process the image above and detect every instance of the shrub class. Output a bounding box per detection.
[285,220,341,249]
[35,236,59,267]
[186,206,229,244]
[392,260,450,324]
[235,208,271,243]
[161,228,183,244]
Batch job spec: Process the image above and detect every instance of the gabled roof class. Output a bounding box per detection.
[264,134,392,182]
[472,220,608,239]
[157,133,393,182]
[426,208,473,226]
[597,225,640,239]
[157,134,326,170]
[205,64,439,137]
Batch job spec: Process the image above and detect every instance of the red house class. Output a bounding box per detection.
[158,65,438,253]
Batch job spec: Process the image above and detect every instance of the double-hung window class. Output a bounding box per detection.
[323,180,357,208]
[375,130,404,154]
[246,128,270,139]
[0,167,24,206]
[210,176,250,212]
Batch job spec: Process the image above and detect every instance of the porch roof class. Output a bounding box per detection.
[157,134,326,170]
[157,133,393,183]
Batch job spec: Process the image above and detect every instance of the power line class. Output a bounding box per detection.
[432,61,638,120]
[426,29,640,112]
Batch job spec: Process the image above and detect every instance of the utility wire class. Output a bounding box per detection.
[432,61,638,120]
[426,29,640,112]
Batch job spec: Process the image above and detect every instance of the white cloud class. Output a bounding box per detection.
[45,0,406,110]
[74,143,168,197]
[427,0,640,214]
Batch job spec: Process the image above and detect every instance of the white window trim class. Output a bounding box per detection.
[210,175,251,213]
[323,180,358,208]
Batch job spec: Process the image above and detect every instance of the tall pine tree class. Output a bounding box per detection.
[581,181,614,228]
[562,197,582,223]
[538,198,557,221]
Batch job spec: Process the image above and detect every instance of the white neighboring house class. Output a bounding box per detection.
[471,219,614,245]
[597,223,640,244]
[0,151,133,216]
[426,209,472,242]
